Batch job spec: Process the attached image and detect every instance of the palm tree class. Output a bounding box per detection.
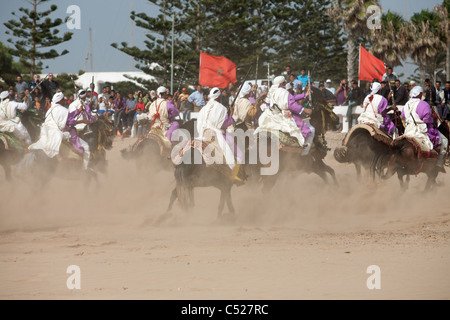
[369,10,410,68]
[327,0,380,81]
[434,1,449,81]
[408,9,447,84]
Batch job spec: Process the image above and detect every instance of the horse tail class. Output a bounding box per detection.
[174,163,190,210]
[334,146,350,163]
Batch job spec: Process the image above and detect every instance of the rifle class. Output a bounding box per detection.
[176,61,189,94]
[33,74,49,92]
[230,65,253,110]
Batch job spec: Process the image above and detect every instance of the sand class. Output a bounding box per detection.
[0,132,449,300]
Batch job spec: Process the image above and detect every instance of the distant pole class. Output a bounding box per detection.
[171,13,174,94]
[267,63,270,84]
[89,25,93,72]
[404,0,408,80]
[130,0,134,71]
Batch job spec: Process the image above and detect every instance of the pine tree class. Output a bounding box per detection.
[3,0,73,77]
[272,0,347,83]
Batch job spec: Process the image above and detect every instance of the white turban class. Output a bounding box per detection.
[208,87,221,100]
[239,82,252,97]
[370,82,382,94]
[157,86,167,97]
[273,76,286,86]
[52,92,64,104]
[285,83,292,90]
[78,89,86,98]
[410,85,423,98]
[0,91,9,101]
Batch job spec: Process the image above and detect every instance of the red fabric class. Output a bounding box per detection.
[136,102,145,111]
[199,52,237,88]
[359,45,385,82]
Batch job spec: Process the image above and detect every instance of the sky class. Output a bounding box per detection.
[0,0,444,79]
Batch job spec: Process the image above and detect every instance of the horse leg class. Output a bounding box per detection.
[319,160,338,186]
[355,163,362,181]
[218,189,226,217]
[424,169,438,192]
[166,187,178,213]
[261,175,277,195]
[2,164,12,182]
[225,185,235,215]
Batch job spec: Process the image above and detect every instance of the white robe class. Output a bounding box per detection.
[0,99,31,143]
[148,98,169,132]
[254,86,305,146]
[29,103,69,158]
[403,98,433,151]
[358,94,384,128]
[196,99,236,169]
[68,99,89,131]
[233,97,253,124]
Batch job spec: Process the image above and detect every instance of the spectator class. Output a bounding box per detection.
[114,92,127,135]
[97,96,107,115]
[335,79,350,106]
[125,92,137,132]
[136,96,145,112]
[110,89,116,100]
[43,96,51,112]
[345,80,365,130]
[23,88,32,109]
[325,79,335,95]
[227,82,235,94]
[89,83,98,97]
[424,79,437,107]
[31,95,43,116]
[134,107,149,137]
[380,81,390,101]
[382,66,398,89]
[282,65,293,80]
[409,81,416,90]
[439,81,450,120]
[229,89,236,107]
[297,69,310,89]
[150,90,157,102]
[86,89,98,111]
[101,86,111,101]
[188,84,205,112]
[42,73,59,99]
[67,94,74,106]
[221,89,230,107]
[289,74,302,91]
[15,75,28,96]
[363,82,371,96]
[180,88,194,122]
[319,83,337,105]
[393,80,408,105]
[403,82,410,96]
[29,74,40,91]
[258,81,269,97]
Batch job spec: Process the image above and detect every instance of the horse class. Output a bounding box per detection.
[380,136,443,191]
[334,108,405,181]
[0,110,43,181]
[250,86,339,193]
[15,116,114,185]
[121,119,195,172]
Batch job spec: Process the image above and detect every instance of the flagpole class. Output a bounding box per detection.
[171,13,174,94]
[358,44,361,87]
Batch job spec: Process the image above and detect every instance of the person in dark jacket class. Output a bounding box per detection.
[345,80,365,130]
[393,80,409,105]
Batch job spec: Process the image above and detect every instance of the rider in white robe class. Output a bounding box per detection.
[254,76,306,147]
[0,91,32,144]
[29,92,70,158]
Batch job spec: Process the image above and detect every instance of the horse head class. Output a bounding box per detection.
[20,110,44,143]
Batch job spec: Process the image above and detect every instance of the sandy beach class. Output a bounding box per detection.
[1,132,449,300]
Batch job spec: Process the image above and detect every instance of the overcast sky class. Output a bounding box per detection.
[0,0,443,80]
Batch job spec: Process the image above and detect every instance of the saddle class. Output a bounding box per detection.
[342,123,392,147]
[393,136,439,160]
[131,127,172,157]
[0,132,26,152]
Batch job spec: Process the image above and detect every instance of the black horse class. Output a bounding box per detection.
[250,87,339,193]
[0,110,43,181]
[15,117,113,184]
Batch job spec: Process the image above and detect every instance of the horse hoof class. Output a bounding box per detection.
[216,213,236,225]
[153,213,173,226]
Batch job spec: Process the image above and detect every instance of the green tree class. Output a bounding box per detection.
[327,0,380,81]
[4,0,73,77]
[409,8,447,83]
[0,41,23,87]
[370,10,410,68]
[271,0,347,83]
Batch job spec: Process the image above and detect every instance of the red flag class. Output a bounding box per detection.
[199,52,237,88]
[359,45,385,82]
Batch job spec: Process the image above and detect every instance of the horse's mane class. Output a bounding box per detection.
[309,87,328,107]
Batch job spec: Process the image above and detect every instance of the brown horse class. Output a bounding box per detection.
[381,136,441,190]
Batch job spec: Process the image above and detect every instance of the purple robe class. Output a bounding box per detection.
[65,105,95,155]
[401,100,440,149]
[288,93,311,138]
[221,114,243,160]
[165,99,180,142]
[376,96,395,135]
